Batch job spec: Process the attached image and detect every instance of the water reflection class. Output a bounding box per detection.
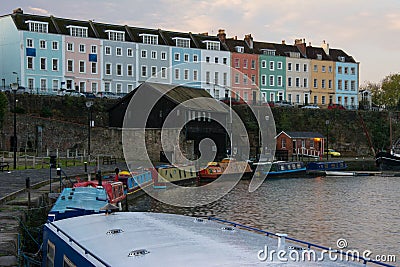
[129,175,399,258]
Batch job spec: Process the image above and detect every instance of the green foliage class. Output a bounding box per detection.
[0,92,8,128]
[366,73,400,109]
[40,106,53,117]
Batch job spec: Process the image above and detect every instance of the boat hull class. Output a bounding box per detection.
[376,152,400,170]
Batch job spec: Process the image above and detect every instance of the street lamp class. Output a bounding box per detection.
[10,82,19,169]
[325,119,330,161]
[86,101,94,158]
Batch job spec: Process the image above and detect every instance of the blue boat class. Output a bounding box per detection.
[306,161,347,175]
[253,161,307,177]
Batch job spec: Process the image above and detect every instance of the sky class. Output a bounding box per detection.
[1,0,399,85]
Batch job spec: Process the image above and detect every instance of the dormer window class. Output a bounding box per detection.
[173,37,190,48]
[338,56,345,62]
[67,26,88,38]
[261,49,275,56]
[139,34,158,45]
[289,52,300,58]
[105,30,125,41]
[317,54,322,60]
[26,20,48,33]
[235,46,244,53]
[203,41,220,51]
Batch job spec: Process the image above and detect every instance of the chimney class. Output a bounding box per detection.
[294,38,306,56]
[244,34,253,49]
[217,29,226,43]
[234,35,237,40]
[13,8,23,14]
[200,32,208,36]
[321,40,329,55]
[282,40,286,45]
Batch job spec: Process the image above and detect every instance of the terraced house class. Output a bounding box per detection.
[0,8,359,109]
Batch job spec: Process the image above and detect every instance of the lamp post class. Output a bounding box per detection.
[325,119,330,161]
[86,101,94,158]
[10,82,19,169]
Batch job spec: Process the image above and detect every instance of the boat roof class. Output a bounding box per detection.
[49,187,108,214]
[46,212,365,266]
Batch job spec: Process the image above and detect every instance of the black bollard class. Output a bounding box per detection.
[84,162,88,173]
[97,170,102,187]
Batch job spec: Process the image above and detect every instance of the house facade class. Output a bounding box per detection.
[276,131,325,159]
[0,8,359,109]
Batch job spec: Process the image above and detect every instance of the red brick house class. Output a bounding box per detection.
[275,131,325,160]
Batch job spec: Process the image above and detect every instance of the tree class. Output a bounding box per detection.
[376,74,400,109]
[360,81,381,107]
[0,92,8,129]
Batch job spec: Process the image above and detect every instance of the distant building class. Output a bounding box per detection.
[275,131,325,160]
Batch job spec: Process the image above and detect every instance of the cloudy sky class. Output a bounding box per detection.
[1,0,399,84]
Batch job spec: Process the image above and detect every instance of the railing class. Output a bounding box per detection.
[295,147,321,158]
[208,217,395,267]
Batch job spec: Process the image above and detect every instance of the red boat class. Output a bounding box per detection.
[199,158,252,179]
[73,180,126,205]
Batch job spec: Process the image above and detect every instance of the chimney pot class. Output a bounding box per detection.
[282,40,286,45]
[13,8,23,14]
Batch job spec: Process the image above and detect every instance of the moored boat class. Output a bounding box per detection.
[73,180,126,205]
[253,161,307,178]
[375,151,400,170]
[199,158,252,180]
[306,160,347,175]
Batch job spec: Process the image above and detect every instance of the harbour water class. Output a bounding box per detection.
[129,174,399,261]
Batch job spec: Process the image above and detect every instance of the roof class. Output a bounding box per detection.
[306,46,331,61]
[110,82,228,113]
[224,38,255,53]
[276,131,325,139]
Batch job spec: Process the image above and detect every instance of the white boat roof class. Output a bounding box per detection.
[46,212,366,266]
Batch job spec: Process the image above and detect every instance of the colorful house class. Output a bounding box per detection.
[275,131,325,160]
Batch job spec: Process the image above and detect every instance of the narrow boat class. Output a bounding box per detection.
[306,161,347,175]
[113,169,153,194]
[253,161,306,178]
[325,171,356,176]
[375,151,400,170]
[73,180,126,205]
[199,158,252,180]
[47,187,116,222]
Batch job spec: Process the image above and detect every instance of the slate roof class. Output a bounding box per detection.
[329,48,357,63]
[110,82,228,113]
[277,131,325,139]
[306,46,331,61]
[224,38,255,53]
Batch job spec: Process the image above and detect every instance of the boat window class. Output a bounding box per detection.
[296,163,301,168]
[46,240,55,267]
[63,255,76,267]
[292,164,296,169]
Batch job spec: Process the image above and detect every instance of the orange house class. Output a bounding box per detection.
[275,131,325,159]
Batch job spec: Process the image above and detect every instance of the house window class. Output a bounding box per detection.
[322,66,326,72]
[161,67,167,78]
[116,83,122,93]
[193,70,198,81]
[174,53,180,61]
[313,65,318,72]
[105,46,111,55]
[281,138,286,148]
[351,67,356,75]
[116,47,122,56]
[79,81,86,92]
[141,50,147,58]
[214,72,219,84]
[303,78,308,88]
[141,66,147,77]
[66,80,73,89]
[235,73,240,84]
[104,82,111,92]
[40,78,47,91]
[67,43,74,52]
[193,54,198,62]
[106,30,125,41]
[91,45,97,54]
[223,72,227,85]
[28,78,34,90]
[277,62,283,69]
[151,66,157,77]
[251,60,256,69]
[206,56,210,63]
[295,63,300,72]
[351,80,356,91]
[321,79,326,89]
[314,95,318,104]
[261,75,266,86]
[39,40,46,49]
[175,68,180,80]
[184,54,189,62]
[204,41,220,50]
[174,37,190,48]
[234,58,240,68]
[303,64,308,72]
[223,57,227,64]
[67,60,73,72]
[127,84,133,92]
[244,92,248,101]
[127,48,133,57]
[328,80,332,89]
[251,74,256,85]
[243,74,248,85]
[161,52,167,60]
[205,71,210,84]
[329,66,333,73]
[261,60,266,68]
[79,44,85,53]
[184,69,189,80]
[79,61,85,73]
[26,39,33,48]
[322,96,326,104]
[127,64,133,76]
[214,57,219,64]
[295,77,300,87]
[91,62,97,74]
[243,59,248,69]
[91,82,98,93]
[26,20,48,33]
[116,64,122,76]
[52,80,59,91]
[67,26,88,37]
[338,66,342,74]
[105,63,112,75]
[140,34,158,44]
[344,67,349,74]
[313,79,317,88]
[288,77,292,87]
[269,61,274,71]
[269,75,274,86]
[344,80,349,90]
[277,76,282,87]
[151,51,157,59]
[52,59,58,71]
[40,57,46,70]
[287,62,292,71]
[338,80,342,90]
